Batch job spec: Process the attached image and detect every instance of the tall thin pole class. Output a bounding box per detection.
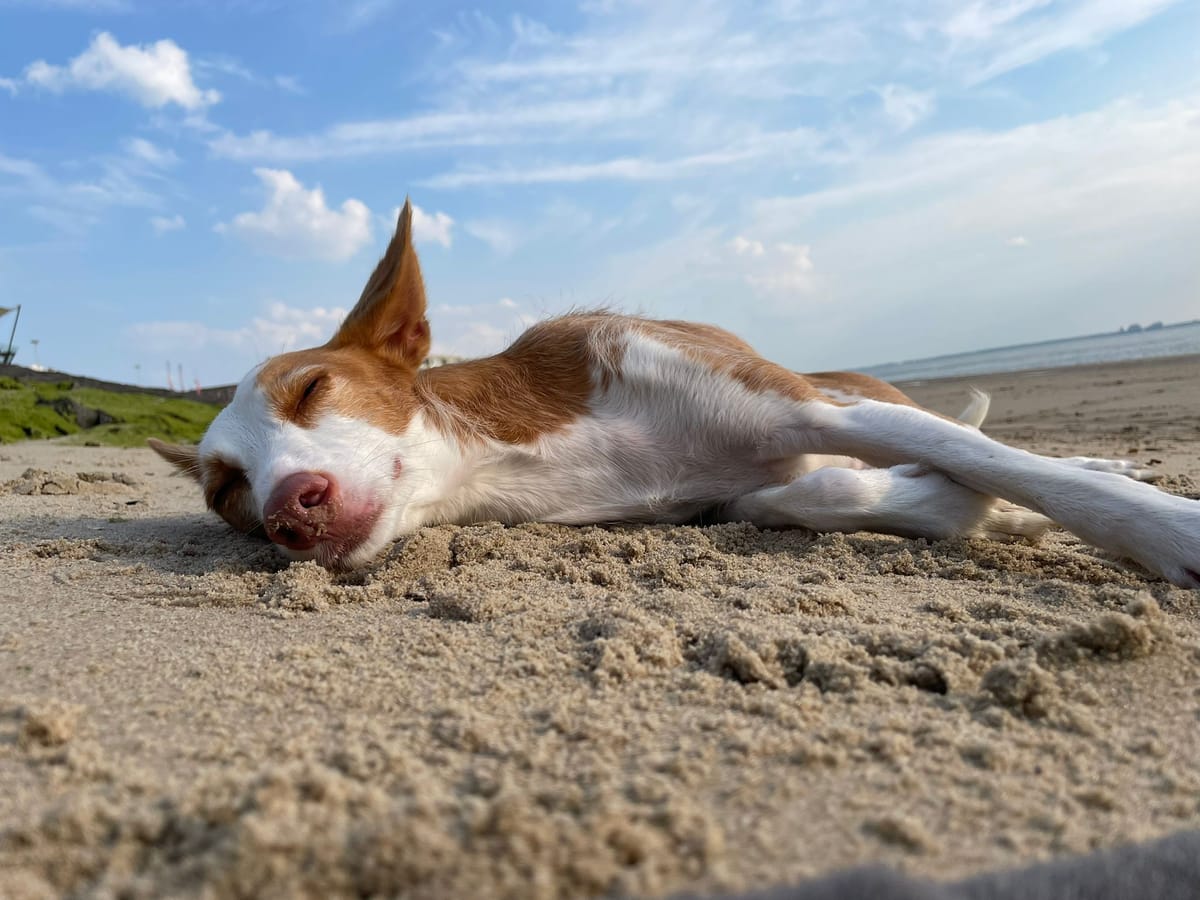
[3,305,20,364]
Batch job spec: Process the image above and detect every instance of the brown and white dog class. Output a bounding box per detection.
[150,201,1200,588]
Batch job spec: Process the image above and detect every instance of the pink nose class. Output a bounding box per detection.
[262,472,341,551]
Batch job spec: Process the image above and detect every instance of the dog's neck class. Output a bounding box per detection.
[413,317,601,448]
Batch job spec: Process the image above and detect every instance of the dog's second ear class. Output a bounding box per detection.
[330,197,431,369]
[148,438,202,481]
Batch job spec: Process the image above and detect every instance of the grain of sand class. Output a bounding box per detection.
[1,355,1199,898]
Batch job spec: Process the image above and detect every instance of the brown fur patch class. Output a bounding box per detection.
[417,317,597,445]
[633,319,825,403]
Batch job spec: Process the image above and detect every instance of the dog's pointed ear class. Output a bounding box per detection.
[148,438,202,481]
[329,197,430,369]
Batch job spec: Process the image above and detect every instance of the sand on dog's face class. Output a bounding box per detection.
[2,355,1200,899]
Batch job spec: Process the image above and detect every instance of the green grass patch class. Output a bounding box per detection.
[0,379,219,447]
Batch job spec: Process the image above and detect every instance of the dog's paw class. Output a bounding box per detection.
[972,500,1052,542]
[1060,456,1159,482]
[1123,494,1200,588]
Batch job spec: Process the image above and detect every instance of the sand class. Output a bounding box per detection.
[1,354,1198,899]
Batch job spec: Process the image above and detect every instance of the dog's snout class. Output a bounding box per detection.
[263,472,340,551]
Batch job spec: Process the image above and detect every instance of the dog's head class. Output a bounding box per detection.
[151,200,438,568]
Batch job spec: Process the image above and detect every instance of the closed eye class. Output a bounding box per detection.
[296,373,325,416]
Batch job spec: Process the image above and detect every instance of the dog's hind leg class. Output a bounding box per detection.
[726,464,1050,542]
[775,399,1200,587]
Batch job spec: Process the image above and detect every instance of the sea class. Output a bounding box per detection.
[859,320,1200,383]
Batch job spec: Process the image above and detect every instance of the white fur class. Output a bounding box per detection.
[404,332,808,528]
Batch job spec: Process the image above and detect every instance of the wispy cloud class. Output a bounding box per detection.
[878,84,936,132]
[727,236,819,302]
[208,95,664,161]
[196,55,303,96]
[340,0,396,32]
[150,213,185,234]
[0,138,177,233]
[125,137,178,168]
[214,168,372,261]
[197,0,1181,199]
[421,129,824,188]
[129,302,351,370]
[940,0,1181,83]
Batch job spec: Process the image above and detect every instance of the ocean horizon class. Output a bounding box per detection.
[858,320,1200,383]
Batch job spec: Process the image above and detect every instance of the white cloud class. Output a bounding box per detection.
[733,239,817,298]
[150,214,185,234]
[386,204,454,248]
[943,0,1053,42]
[0,77,16,95]
[129,302,350,369]
[431,320,510,359]
[216,169,372,262]
[1005,235,1030,247]
[125,137,178,168]
[413,205,454,248]
[23,32,218,110]
[729,235,765,257]
[427,298,533,358]
[878,84,936,131]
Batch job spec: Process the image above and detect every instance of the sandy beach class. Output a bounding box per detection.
[1,354,1198,899]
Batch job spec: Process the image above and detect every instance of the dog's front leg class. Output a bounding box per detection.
[784,399,1200,588]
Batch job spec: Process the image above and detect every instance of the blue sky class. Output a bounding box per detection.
[1,0,1198,388]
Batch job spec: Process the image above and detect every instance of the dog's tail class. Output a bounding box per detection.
[956,388,991,429]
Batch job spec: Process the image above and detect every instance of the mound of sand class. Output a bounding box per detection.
[2,356,1199,898]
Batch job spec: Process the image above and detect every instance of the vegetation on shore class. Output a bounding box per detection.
[0,376,218,447]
